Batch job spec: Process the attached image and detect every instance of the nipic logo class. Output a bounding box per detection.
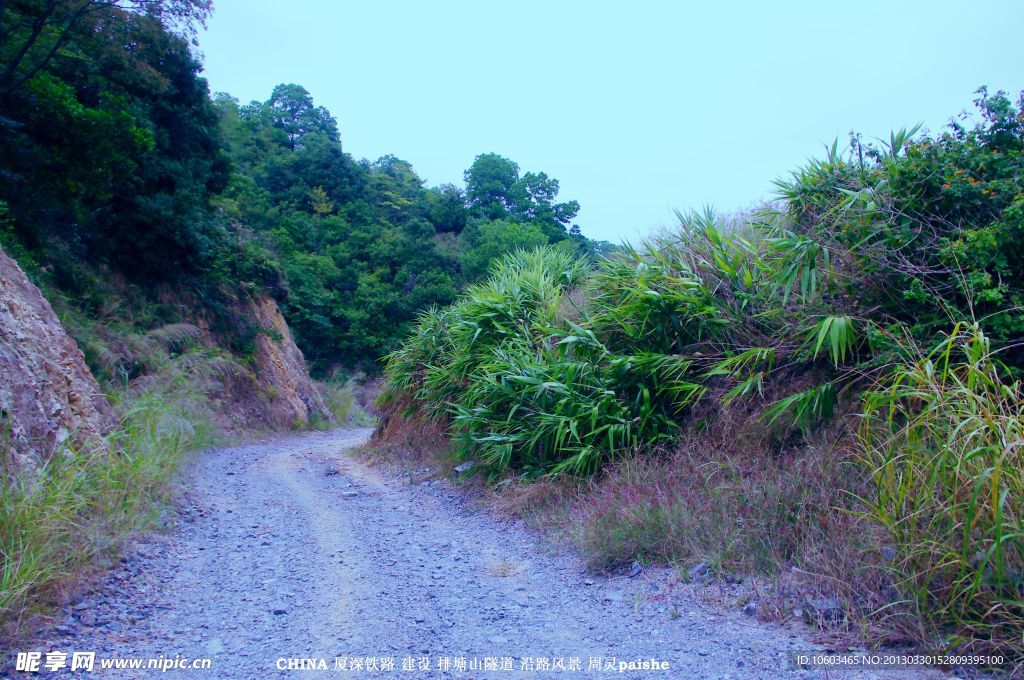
[15,651,95,672]
[14,651,211,672]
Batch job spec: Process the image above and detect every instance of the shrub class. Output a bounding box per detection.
[859,324,1023,659]
[381,246,703,476]
[777,88,1024,363]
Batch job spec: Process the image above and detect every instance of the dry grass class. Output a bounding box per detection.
[485,560,523,578]
[0,388,215,640]
[370,403,451,463]
[565,410,904,636]
[486,474,580,536]
[574,407,819,558]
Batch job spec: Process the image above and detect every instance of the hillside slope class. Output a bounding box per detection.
[0,247,115,475]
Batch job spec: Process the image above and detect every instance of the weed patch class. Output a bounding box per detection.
[0,366,217,637]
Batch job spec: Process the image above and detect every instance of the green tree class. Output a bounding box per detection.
[465,153,519,220]
[0,0,211,95]
[512,171,579,241]
[463,153,579,241]
[364,155,429,225]
[459,219,549,281]
[266,83,339,151]
[0,2,230,279]
[215,85,365,210]
[426,183,468,233]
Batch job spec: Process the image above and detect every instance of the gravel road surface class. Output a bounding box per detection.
[16,429,944,679]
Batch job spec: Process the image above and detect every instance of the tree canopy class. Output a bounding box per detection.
[464,153,581,241]
[213,89,595,370]
[0,2,602,373]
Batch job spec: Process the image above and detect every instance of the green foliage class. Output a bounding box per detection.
[764,230,830,305]
[0,1,212,97]
[0,3,230,280]
[382,246,707,477]
[382,247,590,417]
[809,315,857,367]
[762,381,838,427]
[427,184,468,233]
[777,88,1024,360]
[859,325,1023,658]
[464,152,580,241]
[464,153,521,220]
[459,219,549,281]
[213,93,592,370]
[1,3,598,374]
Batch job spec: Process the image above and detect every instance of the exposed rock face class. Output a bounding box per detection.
[166,290,332,433]
[0,248,116,475]
[248,295,331,429]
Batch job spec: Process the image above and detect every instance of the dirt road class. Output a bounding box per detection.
[23,429,941,678]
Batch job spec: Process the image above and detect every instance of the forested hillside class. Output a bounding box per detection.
[0,0,606,377]
[212,88,607,369]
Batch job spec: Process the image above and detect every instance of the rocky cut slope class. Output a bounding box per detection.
[0,243,332,475]
[0,247,116,475]
[197,292,333,432]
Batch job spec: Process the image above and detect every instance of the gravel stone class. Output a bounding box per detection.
[21,429,943,679]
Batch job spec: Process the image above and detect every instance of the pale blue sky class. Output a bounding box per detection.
[198,0,1024,243]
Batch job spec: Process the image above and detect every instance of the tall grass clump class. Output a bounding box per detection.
[380,246,706,476]
[0,352,218,636]
[315,373,377,428]
[860,324,1023,659]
